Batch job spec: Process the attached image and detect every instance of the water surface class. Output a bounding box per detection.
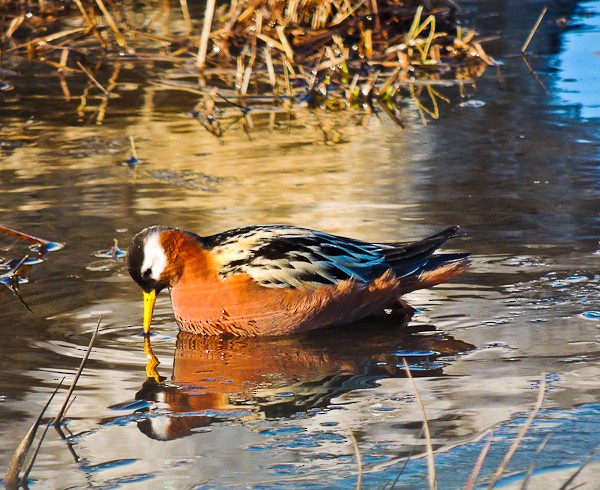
[1,0,599,488]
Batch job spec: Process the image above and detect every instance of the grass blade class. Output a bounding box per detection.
[487,373,546,489]
[403,358,437,490]
[4,379,64,489]
[519,433,551,490]
[465,431,494,490]
[53,317,101,426]
[557,449,599,490]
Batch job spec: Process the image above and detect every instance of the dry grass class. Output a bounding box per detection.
[0,0,494,126]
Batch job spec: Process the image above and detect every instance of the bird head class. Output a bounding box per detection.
[127,226,173,335]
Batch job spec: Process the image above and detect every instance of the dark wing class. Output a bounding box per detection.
[377,225,464,278]
[203,225,463,289]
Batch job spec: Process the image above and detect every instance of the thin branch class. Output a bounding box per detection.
[21,421,53,484]
[521,7,548,53]
[53,318,101,426]
[77,61,111,96]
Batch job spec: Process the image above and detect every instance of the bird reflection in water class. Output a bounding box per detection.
[129,308,474,441]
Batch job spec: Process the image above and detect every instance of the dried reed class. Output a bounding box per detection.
[403,358,437,490]
[0,0,494,126]
[53,317,101,425]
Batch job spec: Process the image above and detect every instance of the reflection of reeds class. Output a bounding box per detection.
[0,0,494,125]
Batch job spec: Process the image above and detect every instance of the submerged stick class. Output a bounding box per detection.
[348,427,363,490]
[521,7,547,53]
[486,373,546,489]
[197,0,217,70]
[4,379,64,489]
[77,61,111,96]
[53,318,101,426]
[403,359,436,490]
[0,224,51,246]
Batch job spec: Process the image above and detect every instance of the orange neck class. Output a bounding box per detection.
[160,229,216,286]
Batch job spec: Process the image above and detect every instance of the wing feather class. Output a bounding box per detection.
[202,225,461,289]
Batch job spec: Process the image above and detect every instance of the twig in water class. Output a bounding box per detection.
[0,224,51,247]
[53,317,101,426]
[129,135,139,161]
[521,7,548,53]
[276,25,295,61]
[5,15,25,39]
[4,379,64,489]
[403,359,437,490]
[1,254,33,312]
[487,373,546,489]
[521,54,551,97]
[77,61,111,97]
[465,431,495,490]
[197,0,217,69]
[72,0,106,48]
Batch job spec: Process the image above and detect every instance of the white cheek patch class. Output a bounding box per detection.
[141,232,167,281]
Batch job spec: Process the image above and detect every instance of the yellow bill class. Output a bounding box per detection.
[143,290,157,335]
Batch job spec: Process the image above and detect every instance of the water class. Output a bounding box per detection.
[1,0,599,488]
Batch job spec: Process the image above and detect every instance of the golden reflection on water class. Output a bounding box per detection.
[124,103,434,242]
[133,315,475,441]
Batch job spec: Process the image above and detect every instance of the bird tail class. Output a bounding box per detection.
[398,252,471,295]
[379,225,470,294]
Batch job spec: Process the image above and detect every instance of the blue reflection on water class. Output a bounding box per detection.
[555,2,600,119]
[369,403,600,489]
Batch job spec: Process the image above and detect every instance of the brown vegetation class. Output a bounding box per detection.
[1,0,495,126]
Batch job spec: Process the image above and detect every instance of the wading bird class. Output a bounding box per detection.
[128,224,470,337]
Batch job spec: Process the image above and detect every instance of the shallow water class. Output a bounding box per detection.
[1,0,599,488]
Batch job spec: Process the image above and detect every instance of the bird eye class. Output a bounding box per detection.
[142,269,152,279]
